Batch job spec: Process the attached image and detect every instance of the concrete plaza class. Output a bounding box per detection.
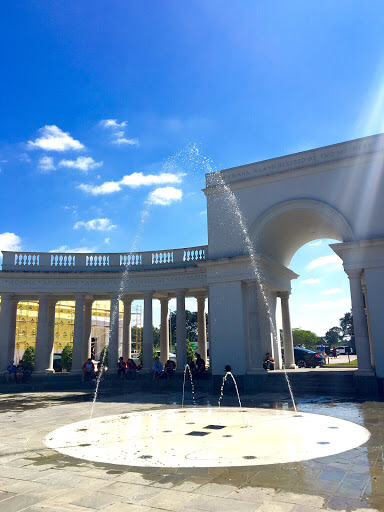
[0,389,383,512]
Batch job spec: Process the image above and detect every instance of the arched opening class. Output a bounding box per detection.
[251,199,353,267]
[250,200,356,373]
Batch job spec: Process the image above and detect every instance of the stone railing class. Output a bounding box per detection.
[1,246,207,272]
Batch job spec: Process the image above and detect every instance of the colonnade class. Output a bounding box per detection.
[0,290,208,375]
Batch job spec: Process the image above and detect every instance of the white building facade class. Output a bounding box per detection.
[1,134,384,389]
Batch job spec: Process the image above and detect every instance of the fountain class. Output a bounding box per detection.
[45,145,370,469]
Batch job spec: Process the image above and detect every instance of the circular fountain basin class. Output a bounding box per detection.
[44,407,370,468]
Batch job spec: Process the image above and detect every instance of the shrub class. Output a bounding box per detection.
[61,344,73,372]
[23,346,35,371]
[99,345,109,366]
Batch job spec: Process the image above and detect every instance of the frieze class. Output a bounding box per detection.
[0,272,207,293]
[206,135,384,186]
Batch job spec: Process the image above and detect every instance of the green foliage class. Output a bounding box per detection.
[99,345,109,365]
[61,344,72,371]
[292,328,319,349]
[186,338,195,360]
[170,309,209,350]
[325,326,342,346]
[23,346,35,371]
[339,311,355,352]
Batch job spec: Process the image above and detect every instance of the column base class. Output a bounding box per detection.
[355,368,375,377]
[287,364,297,369]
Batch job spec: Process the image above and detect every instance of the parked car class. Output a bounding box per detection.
[294,348,325,368]
[336,345,353,355]
[283,347,325,368]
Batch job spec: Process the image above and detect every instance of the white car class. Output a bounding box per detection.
[336,346,352,355]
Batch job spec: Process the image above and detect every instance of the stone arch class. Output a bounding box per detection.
[250,199,354,267]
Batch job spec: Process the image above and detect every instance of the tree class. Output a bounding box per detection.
[170,309,209,350]
[23,346,35,371]
[61,344,72,372]
[339,311,355,351]
[325,326,342,346]
[292,328,319,349]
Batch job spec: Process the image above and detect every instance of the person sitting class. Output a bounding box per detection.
[126,358,137,379]
[15,360,25,383]
[195,353,206,378]
[263,353,275,370]
[92,362,105,383]
[117,357,126,379]
[152,356,163,380]
[82,358,95,382]
[186,356,195,377]
[164,359,175,379]
[4,360,16,383]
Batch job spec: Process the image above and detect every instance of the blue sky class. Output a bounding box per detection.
[1,1,384,334]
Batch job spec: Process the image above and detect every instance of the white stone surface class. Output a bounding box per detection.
[45,407,370,468]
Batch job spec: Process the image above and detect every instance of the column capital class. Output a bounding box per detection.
[277,291,290,299]
[75,293,86,301]
[345,268,363,279]
[143,290,154,299]
[195,295,207,302]
[110,293,120,301]
[38,292,50,301]
[0,292,15,300]
[121,295,133,305]
[176,288,187,297]
[84,297,94,305]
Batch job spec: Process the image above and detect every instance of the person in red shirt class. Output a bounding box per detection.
[82,358,95,381]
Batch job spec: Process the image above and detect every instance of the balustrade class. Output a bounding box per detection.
[51,254,76,267]
[1,245,207,272]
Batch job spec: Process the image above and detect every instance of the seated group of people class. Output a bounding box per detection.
[81,358,105,382]
[4,360,31,383]
[117,357,139,379]
[152,357,176,380]
[185,353,206,379]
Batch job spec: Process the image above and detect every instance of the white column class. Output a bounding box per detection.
[109,294,120,372]
[143,291,153,370]
[71,294,85,373]
[122,298,132,361]
[279,292,296,369]
[268,292,282,369]
[176,289,187,369]
[34,294,50,374]
[346,269,372,374]
[160,298,169,364]
[0,293,18,365]
[46,299,56,372]
[362,284,375,369]
[246,282,264,371]
[82,299,93,362]
[196,296,207,363]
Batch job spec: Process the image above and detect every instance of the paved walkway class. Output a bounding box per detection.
[0,390,382,512]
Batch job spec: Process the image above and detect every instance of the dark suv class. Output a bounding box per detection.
[294,347,325,368]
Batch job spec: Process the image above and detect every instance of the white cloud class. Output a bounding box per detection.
[309,240,322,246]
[49,245,96,253]
[113,136,139,146]
[321,288,343,295]
[73,218,116,231]
[38,156,55,171]
[78,182,122,195]
[79,172,183,196]
[58,156,103,172]
[99,119,139,146]
[300,278,320,285]
[120,172,183,187]
[307,254,342,270]
[28,125,85,152]
[104,237,110,244]
[301,297,351,313]
[148,187,183,206]
[200,210,207,215]
[19,153,31,162]
[0,232,22,253]
[100,119,127,129]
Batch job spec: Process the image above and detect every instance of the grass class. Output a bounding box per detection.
[325,359,358,367]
